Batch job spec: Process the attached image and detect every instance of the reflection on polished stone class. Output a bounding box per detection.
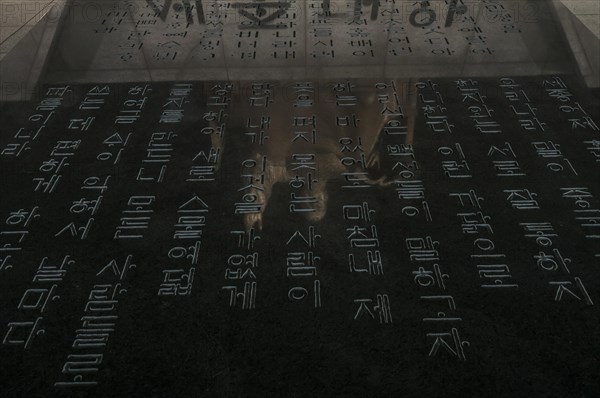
[0,1,599,397]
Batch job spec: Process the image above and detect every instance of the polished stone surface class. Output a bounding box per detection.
[0,1,600,397]
[0,76,599,397]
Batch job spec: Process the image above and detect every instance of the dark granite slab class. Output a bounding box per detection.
[0,74,599,397]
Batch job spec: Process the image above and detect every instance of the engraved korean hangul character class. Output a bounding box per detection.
[33,174,61,193]
[441,159,471,179]
[79,97,105,110]
[289,173,317,191]
[114,217,151,239]
[380,101,404,118]
[168,241,201,265]
[468,105,494,120]
[51,140,81,157]
[162,97,186,111]
[231,229,261,250]
[46,86,71,97]
[292,129,316,144]
[457,212,493,234]
[188,166,216,182]
[421,295,461,322]
[115,109,142,124]
[14,125,43,140]
[472,118,502,134]
[293,84,315,108]
[569,115,599,131]
[338,137,363,154]
[5,207,39,228]
[545,158,578,175]
[455,78,479,90]
[427,327,469,361]
[287,226,320,248]
[128,85,151,96]
[426,115,454,134]
[535,248,571,273]
[406,236,439,262]
[392,159,420,179]
[289,193,318,213]
[412,263,448,289]
[493,160,525,177]
[173,215,206,240]
[353,294,392,324]
[203,109,227,123]
[332,81,355,93]
[222,282,256,309]
[400,201,433,221]
[560,187,593,208]
[249,83,273,107]
[0,254,14,271]
[170,83,192,96]
[158,268,195,296]
[343,202,375,223]
[396,180,425,200]
[68,117,95,131]
[583,140,600,162]
[549,278,593,305]
[224,267,257,280]
[97,148,124,164]
[193,148,221,167]
[346,225,379,248]
[383,119,408,136]
[245,129,270,145]
[349,250,383,275]
[2,142,31,157]
[336,114,360,127]
[341,152,367,170]
[387,144,414,158]
[28,111,54,125]
[336,94,358,107]
[235,194,264,215]
[18,285,59,313]
[103,132,131,149]
[542,76,568,90]
[54,354,102,387]
[36,97,62,111]
[227,253,258,268]
[39,157,69,174]
[290,153,317,173]
[207,95,230,107]
[32,255,74,283]
[55,218,94,240]
[519,117,547,132]
[477,264,518,289]
[343,172,370,189]
[574,209,600,238]
[73,326,110,349]
[87,85,111,96]
[499,78,520,89]
[545,88,573,103]
[504,189,539,210]
[559,102,585,115]
[532,141,562,158]
[287,251,319,277]
[96,255,136,282]
[520,222,557,247]
[288,280,321,308]
[81,175,111,194]
[460,89,484,106]
[124,196,155,213]
[160,109,184,124]
[0,230,27,252]
[2,317,44,349]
